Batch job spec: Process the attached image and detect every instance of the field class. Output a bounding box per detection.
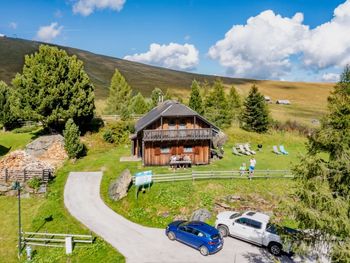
[0,132,33,156]
[0,37,333,122]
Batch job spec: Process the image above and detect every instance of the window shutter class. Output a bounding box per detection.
[155,147,160,155]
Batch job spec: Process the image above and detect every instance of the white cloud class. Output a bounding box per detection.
[9,22,17,29]
[124,43,199,71]
[208,0,350,80]
[54,10,63,18]
[73,0,126,16]
[208,10,308,79]
[0,33,5,37]
[36,22,63,43]
[302,0,350,69]
[321,73,340,82]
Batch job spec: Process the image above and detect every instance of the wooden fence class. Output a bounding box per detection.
[22,231,93,248]
[0,169,52,184]
[133,170,293,183]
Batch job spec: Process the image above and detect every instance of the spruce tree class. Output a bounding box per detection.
[188,80,204,115]
[105,69,132,115]
[11,45,94,130]
[240,85,269,133]
[63,118,84,159]
[227,85,241,120]
[130,92,149,114]
[204,79,231,128]
[0,81,15,130]
[287,66,350,261]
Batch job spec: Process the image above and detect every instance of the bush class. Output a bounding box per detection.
[271,120,313,136]
[12,125,40,134]
[63,119,85,159]
[27,177,42,190]
[102,121,135,145]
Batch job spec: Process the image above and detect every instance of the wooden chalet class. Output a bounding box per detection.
[131,100,220,166]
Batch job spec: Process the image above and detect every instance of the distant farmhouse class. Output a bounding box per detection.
[131,100,220,166]
[276,99,291,105]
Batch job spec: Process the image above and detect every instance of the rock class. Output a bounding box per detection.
[212,131,228,148]
[190,209,211,222]
[108,169,132,201]
[225,195,241,202]
[0,185,8,192]
[161,212,170,218]
[21,192,30,199]
[6,190,18,197]
[173,215,187,221]
[37,184,47,194]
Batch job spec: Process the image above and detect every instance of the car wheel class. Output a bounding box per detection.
[199,245,209,256]
[218,225,229,237]
[167,231,176,241]
[268,242,282,256]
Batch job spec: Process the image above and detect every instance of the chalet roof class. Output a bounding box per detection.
[135,100,219,132]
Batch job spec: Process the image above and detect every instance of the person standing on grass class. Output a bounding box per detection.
[239,163,246,176]
[249,158,256,180]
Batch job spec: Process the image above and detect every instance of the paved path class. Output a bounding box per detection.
[64,172,294,263]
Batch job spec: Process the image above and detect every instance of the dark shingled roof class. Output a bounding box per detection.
[135,100,219,132]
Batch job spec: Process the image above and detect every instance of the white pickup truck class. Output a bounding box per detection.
[215,211,294,256]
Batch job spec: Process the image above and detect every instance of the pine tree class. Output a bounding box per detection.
[0,81,16,130]
[105,69,132,115]
[204,79,231,128]
[150,88,163,108]
[11,45,94,130]
[63,118,85,159]
[130,92,149,114]
[240,85,269,133]
[287,66,350,261]
[188,80,204,115]
[227,85,241,120]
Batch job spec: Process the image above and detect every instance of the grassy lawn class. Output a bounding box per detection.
[95,127,306,228]
[0,132,33,157]
[0,132,124,263]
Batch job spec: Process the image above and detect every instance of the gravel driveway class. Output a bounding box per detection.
[64,172,297,263]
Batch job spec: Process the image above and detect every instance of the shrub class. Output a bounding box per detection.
[12,125,40,134]
[27,177,42,190]
[271,119,313,136]
[63,118,85,159]
[102,121,135,145]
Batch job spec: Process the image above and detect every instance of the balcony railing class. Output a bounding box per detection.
[143,128,212,141]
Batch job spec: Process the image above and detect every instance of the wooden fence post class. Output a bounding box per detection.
[23,169,26,182]
[5,168,8,183]
[266,169,269,179]
[42,169,45,182]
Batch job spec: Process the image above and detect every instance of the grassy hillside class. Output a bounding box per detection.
[0,37,333,124]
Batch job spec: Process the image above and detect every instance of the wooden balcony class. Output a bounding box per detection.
[143,128,212,141]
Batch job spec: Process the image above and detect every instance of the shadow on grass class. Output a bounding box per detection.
[0,145,11,156]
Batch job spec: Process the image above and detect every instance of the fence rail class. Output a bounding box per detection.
[0,169,52,183]
[133,170,293,183]
[21,231,94,248]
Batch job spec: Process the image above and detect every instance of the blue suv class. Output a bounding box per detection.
[165,220,223,256]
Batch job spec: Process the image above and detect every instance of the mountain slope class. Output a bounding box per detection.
[0,37,334,124]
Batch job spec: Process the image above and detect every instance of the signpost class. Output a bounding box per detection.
[134,171,152,199]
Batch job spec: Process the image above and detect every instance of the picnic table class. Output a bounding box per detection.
[169,159,192,169]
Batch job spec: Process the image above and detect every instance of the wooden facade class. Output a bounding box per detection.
[131,101,219,166]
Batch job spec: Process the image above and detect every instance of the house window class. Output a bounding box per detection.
[160,146,170,154]
[169,120,176,130]
[178,120,186,129]
[184,146,193,153]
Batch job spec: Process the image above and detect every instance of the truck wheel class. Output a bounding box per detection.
[167,231,176,241]
[218,225,229,237]
[268,242,282,256]
[199,245,209,256]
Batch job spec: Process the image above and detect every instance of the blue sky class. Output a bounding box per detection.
[1,0,349,82]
